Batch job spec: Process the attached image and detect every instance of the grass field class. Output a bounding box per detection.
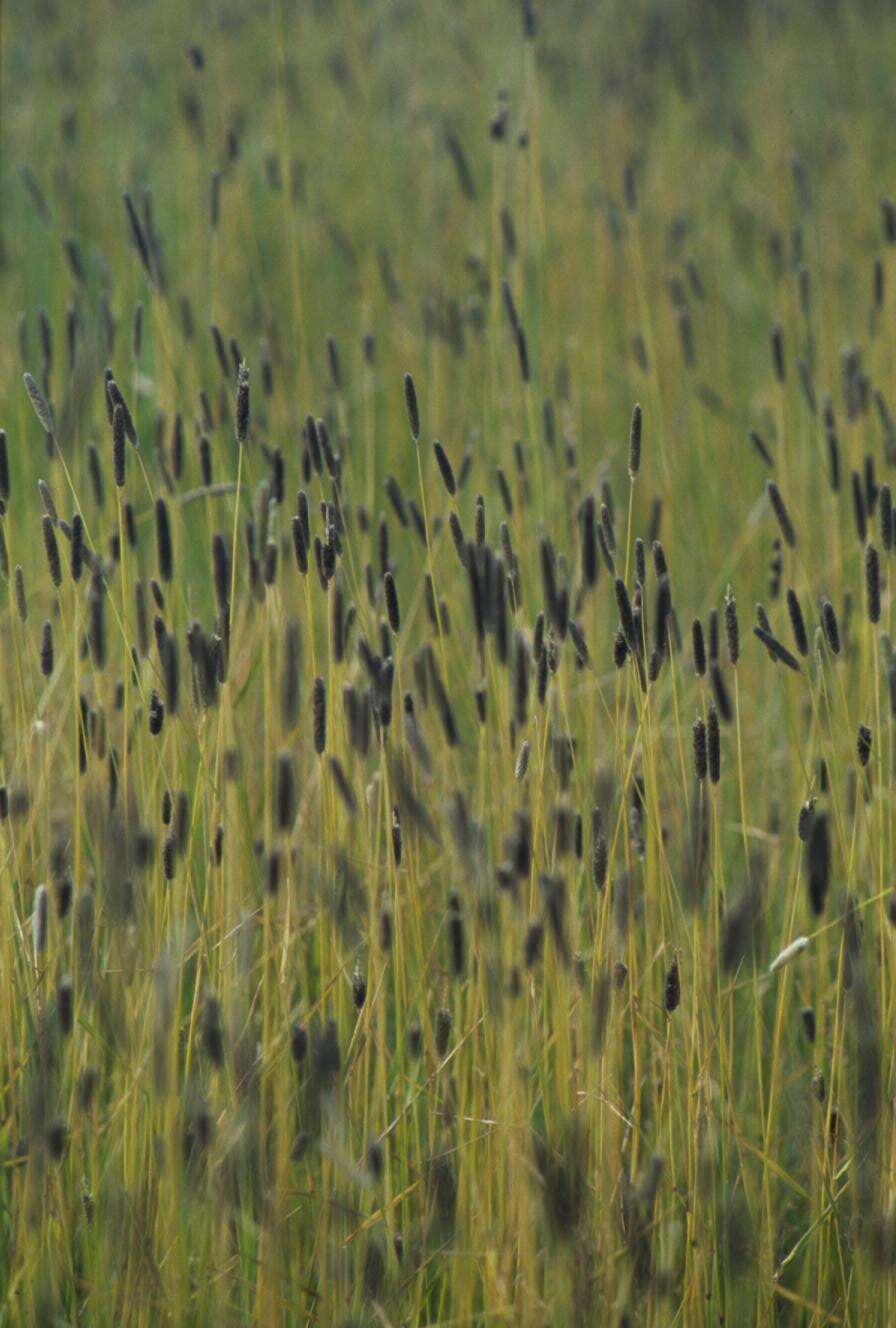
[3,0,896,1322]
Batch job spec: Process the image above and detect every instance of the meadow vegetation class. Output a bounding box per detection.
[3,1,896,1322]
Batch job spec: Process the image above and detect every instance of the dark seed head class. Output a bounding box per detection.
[433,440,456,495]
[155,498,173,582]
[235,361,250,444]
[614,577,637,653]
[435,1006,453,1057]
[384,571,400,633]
[0,430,8,502]
[403,372,420,442]
[628,402,642,478]
[691,619,706,676]
[786,588,808,656]
[448,892,465,976]
[42,514,61,587]
[70,513,84,583]
[821,600,841,656]
[724,586,739,665]
[767,481,797,549]
[201,994,225,1067]
[707,704,721,784]
[39,619,54,676]
[806,810,830,915]
[112,403,126,487]
[865,544,881,624]
[770,322,786,383]
[612,630,628,670]
[312,676,326,755]
[664,955,680,1013]
[709,662,732,723]
[149,690,165,736]
[290,1022,308,1064]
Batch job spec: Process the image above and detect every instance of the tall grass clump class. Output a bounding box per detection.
[3,0,896,1323]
